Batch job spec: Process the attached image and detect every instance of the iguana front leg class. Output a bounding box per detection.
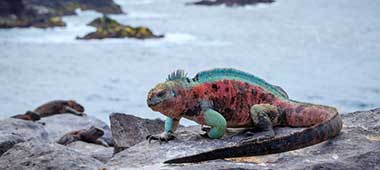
[146,117,180,144]
[202,109,227,139]
[240,104,278,143]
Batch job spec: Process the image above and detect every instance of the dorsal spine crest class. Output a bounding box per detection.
[191,68,288,99]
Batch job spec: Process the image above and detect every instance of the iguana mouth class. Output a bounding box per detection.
[147,98,161,107]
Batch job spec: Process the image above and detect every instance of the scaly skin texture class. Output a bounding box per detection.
[146,68,342,163]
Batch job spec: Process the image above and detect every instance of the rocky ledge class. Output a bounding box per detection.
[0,0,122,28]
[187,0,274,7]
[0,113,114,169]
[0,109,379,169]
[77,15,164,40]
[105,108,380,169]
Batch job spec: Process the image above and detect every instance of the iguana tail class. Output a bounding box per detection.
[164,108,342,164]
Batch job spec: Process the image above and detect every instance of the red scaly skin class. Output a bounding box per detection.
[177,79,335,128]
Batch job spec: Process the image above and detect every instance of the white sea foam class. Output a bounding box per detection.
[126,11,168,19]
[163,33,197,43]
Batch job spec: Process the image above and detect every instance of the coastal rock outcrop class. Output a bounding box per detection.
[0,141,103,170]
[109,113,165,153]
[105,108,380,169]
[188,0,274,7]
[77,15,164,40]
[0,0,122,28]
[39,113,114,146]
[1,108,378,169]
[0,118,48,156]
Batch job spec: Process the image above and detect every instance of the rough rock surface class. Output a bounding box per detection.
[188,0,274,7]
[0,141,103,170]
[105,108,380,169]
[109,113,165,153]
[67,141,113,163]
[77,15,164,40]
[0,118,48,156]
[0,0,122,28]
[39,113,113,146]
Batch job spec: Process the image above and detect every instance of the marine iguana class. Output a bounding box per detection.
[146,68,342,163]
[11,111,41,121]
[57,126,108,147]
[31,100,85,118]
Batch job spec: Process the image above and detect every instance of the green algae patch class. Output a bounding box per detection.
[78,15,164,40]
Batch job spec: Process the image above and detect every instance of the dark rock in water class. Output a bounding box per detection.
[0,0,66,28]
[0,141,103,170]
[0,0,122,28]
[23,0,123,16]
[109,113,166,153]
[105,108,380,169]
[67,141,113,163]
[77,15,164,40]
[38,113,114,147]
[188,0,274,7]
[0,118,48,156]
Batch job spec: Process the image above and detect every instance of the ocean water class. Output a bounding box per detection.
[0,0,379,125]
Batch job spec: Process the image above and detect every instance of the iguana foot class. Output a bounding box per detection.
[64,106,86,116]
[239,130,275,144]
[146,132,175,144]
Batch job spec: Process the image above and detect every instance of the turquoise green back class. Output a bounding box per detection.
[190,68,289,100]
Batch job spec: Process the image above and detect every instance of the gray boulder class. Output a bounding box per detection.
[106,108,380,169]
[67,141,113,163]
[0,141,103,170]
[38,113,113,146]
[109,113,165,153]
[0,118,48,156]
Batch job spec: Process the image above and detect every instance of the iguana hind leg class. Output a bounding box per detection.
[240,104,279,144]
[202,109,227,139]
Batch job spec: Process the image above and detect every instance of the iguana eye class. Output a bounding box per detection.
[157,91,166,97]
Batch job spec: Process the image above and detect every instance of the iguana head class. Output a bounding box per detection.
[147,70,188,116]
[67,100,85,112]
[81,126,104,142]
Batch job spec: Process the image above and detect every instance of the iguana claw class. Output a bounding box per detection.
[201,125,211,132]
[200,125,212,138]
[146,132,175,144]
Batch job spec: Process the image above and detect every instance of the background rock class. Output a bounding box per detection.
[109,113,165,153]
[106,108,380,169]
[77,16,164,40]
[39,113,113,146]
[0,0,122,28]
[188,0,274,7]
[0,118,48,156]
[0,141,103,170]
[23,0,123,16]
